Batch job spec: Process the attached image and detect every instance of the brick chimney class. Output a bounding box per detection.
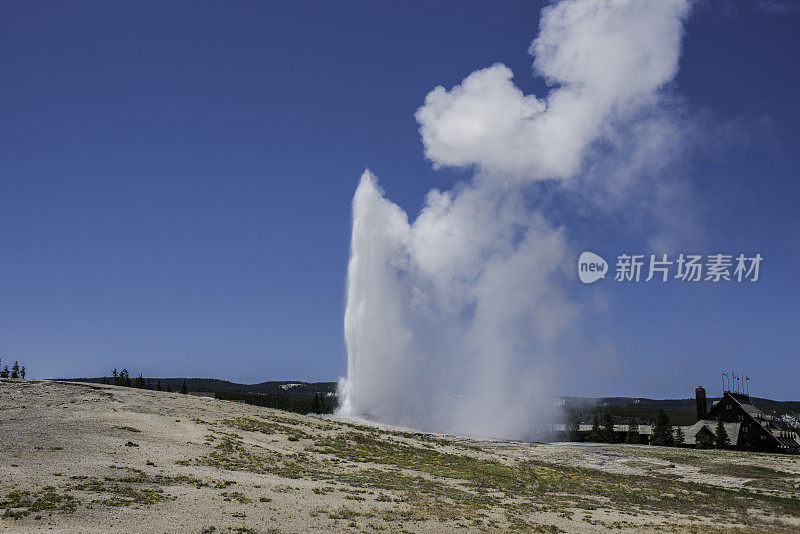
[695,386,707,421]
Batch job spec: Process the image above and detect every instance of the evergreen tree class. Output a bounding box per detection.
[674,427,685,446]
[651,409,674,446]
[585,412,602,442]
[180,379,188,394]
[565,408,581,441]
[625,419,641,444]
[11,361,20,379]
[156,380,162,391]
[119,369,131,387]
[310,393,322,414]
[112,369,119,385]
[696,428,715,449]
[166,383,172,393]
[715,418,729,448]
[0,365,8,378]
[20,366,26,379]
[133,374,146,389]
[601,411,616,443]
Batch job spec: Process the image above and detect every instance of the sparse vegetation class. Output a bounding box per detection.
[175,413,800,530]
[0,469,208,519]
[1,487,77,519]
[220,491,251,504]
[6,379,800,533]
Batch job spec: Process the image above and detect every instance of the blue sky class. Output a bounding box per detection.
[1,1,798,399]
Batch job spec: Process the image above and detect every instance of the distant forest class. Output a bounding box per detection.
[214,390,335,414]
[60,375,338,415]
[62,376,337,398]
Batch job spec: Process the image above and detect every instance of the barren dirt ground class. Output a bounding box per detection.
[1,380,799,533]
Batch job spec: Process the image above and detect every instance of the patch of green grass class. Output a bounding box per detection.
[182,415,800,529]
[328,506,361,520]
[700,463,793,483]
[186,434,320,480]
[2,468,218,518]
[220,491,252,504]
[223,417,312,441]
[70,476,171,507]
[1,487,77,519]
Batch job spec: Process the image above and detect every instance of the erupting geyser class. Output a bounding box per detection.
[338,0,692,439]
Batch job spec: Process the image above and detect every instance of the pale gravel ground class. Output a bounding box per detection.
[1,379,798,533]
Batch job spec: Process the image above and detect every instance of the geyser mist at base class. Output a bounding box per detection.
[337,171,570,439]
[337,0,691,439]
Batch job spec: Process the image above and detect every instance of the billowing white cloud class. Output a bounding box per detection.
[416,0,689,179]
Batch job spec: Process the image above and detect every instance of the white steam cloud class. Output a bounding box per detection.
[338,0,691,439]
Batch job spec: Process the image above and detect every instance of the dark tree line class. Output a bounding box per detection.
[106,370,332,414]
[109,369,186,394]
[577,408,728,450]
[215,390,335,415]
[0,358,26,379]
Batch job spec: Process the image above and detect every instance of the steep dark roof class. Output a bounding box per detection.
[711,392,800,452]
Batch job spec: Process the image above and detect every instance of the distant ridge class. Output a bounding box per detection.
[60,377,336,399]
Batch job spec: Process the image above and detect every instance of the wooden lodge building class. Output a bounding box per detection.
[690,386,800,454]
[556,387,800,454]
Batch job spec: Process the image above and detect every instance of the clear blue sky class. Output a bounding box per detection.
[1,1,798,399]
